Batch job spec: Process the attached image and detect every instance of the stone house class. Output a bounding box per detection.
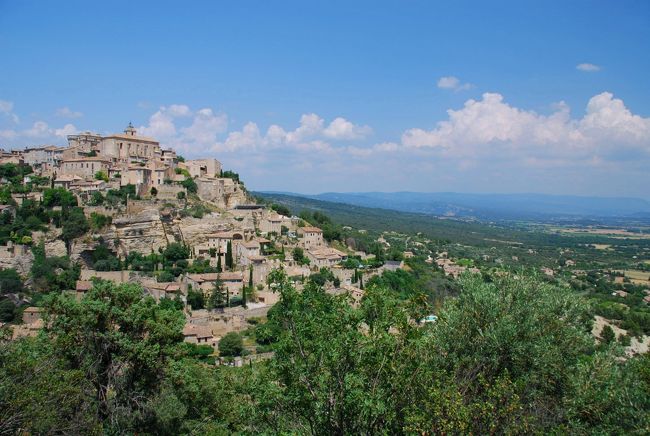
[306,247,347,268]
[53,174,83,189]
[60,156,111,178]
[298,226,324,249]
[183,324,217,347]
[186,158,222,178]
[22,307,43,325]
[184,272,244,297]
[23,145,64,168]
[260,213,284,235]
[236,240,261,265]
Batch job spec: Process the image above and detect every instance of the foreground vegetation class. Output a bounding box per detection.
[1,273,648,434]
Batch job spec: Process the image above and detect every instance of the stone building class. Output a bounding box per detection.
[59,156,111,178]
[184,272,244,297]
[298,226,324,249]
[95,123,161,163]
[306,247,347,268]
[186,158,221,178]
[23,145,65,168]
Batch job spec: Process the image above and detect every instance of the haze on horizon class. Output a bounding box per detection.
[0,1,649,198]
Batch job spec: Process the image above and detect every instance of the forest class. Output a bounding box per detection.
[1,272,648,434]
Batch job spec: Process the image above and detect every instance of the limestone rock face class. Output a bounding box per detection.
[44,239,67,258]
[178,212,256,247]
[196,178,248,209]
[0,250,34,276]
[178,216,230,247]
[110,209,168,255]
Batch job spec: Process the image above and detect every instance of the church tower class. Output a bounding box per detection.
[124,121,137,137]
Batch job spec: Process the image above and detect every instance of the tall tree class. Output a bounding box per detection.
[43,281,185,430]
[243,265,253,308]
[208,279,226,310]
[225,241,233,270]
[216,253,222,272]
[61,207,89,254]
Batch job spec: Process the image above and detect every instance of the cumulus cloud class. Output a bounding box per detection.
[0,105,78,144]
[180,108,228,145]
[54,123,78,138]
[576,63,601,72]
[397,92,650,160]
[437,76,473,91]
[212,114,370,153]
[55,106,83,119]
[20,121,79,140]
[24,121,51,138]
[138,104,228,154]
[323,117,372,139]
[139,104,192,139]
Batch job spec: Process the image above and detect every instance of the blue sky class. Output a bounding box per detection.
[1,0,649,197]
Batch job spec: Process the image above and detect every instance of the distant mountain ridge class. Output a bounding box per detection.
[260,191,650,220]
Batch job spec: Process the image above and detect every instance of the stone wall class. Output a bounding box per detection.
[83,206,119,218]
[79,269,132,283]
[156,184,186,201]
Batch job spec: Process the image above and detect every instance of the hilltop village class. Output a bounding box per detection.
[0,123,408,351]
[1,123,649,433]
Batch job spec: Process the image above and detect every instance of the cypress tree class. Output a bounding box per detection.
[216,253,222,272]
[242,284,247,309]
[226,240,233,270]
[208,279,226,309]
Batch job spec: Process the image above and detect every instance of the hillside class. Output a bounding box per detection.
[269,191,650,221]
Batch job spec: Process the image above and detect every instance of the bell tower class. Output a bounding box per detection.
[124,121,137,136]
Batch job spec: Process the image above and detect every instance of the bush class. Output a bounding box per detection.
[163,243,190,262]
[601,325,616,344]
[0,268,24,294]
[0,297,16,322]
[218,332,244,357]
[94,171,109,182]
[88,191,105,206]
[90,212,111,230]
[42,188,77,208]
[157,271,175,283]
[61,208,89,248]
[180,177,197,194]
[187,289,205,310]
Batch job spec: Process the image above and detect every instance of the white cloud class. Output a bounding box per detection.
[212,113,369,153]
[579,92,650,142]
[396,92,650,161]
[55,107,83,119]
[180,108,228,145]
[24,121,51,138]
[437,76,473,91]
[323,117,372,140]
[54,123,78,138]
[138,104,227,153]
[139,104,192,139]
[0,116,78,144]
[577,63,601,72]
[0,100,19,123]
